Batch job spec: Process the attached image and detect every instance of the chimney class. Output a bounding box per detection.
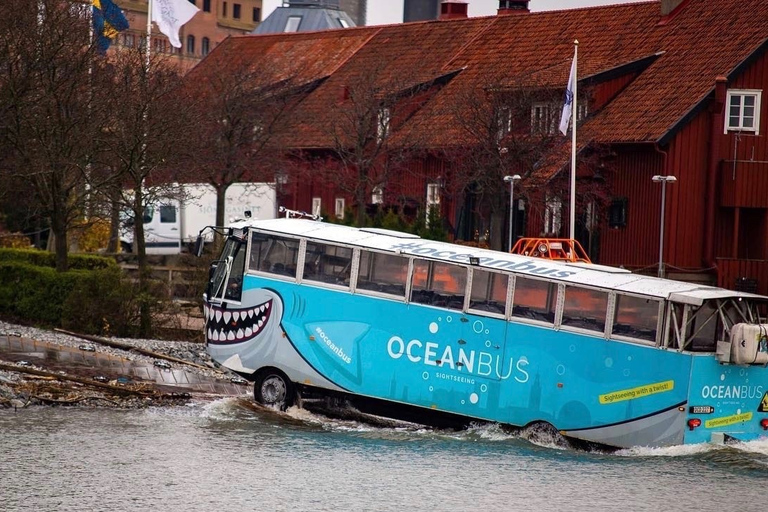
[498,0,530,15]
[439,1,468,20]
[660,0,686,16]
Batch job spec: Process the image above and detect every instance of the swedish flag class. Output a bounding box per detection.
[92,0,129,54]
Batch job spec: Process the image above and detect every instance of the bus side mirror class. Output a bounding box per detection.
[194,235,204,257]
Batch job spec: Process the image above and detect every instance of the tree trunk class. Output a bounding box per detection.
[52,215,69,272]
[107,187,120,253]
[133,187,152,338]
[489,210,504,252]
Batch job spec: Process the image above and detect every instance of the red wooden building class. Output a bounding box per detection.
[187,0,768,293]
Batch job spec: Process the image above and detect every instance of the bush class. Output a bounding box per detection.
[0,248,116,270]
[0,261,84,325]
[61,266,140,337]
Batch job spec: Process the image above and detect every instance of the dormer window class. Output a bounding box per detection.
[285,16,302,32]
[725,89,761,135]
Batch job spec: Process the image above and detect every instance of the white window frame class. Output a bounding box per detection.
[338,18,349,28]
[725,89,761,135]
[531,102,564,136]
[335,197,345,219]
[426,183,441,226]
[377,107,391,143]
[311,197,322,217]
[544,195,562,236]
[371,186,383,205]
[284,16,302,32]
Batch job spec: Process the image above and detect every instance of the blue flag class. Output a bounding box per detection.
[92,0,129,54]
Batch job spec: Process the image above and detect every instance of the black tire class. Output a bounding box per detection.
[253,368,294,410]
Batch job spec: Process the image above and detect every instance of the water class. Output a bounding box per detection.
[2,399,767,512]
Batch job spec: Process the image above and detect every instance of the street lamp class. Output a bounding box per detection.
[652,175,677,278]
[503,174,522,252]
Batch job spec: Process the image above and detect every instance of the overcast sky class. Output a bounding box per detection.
[261,1,648,26]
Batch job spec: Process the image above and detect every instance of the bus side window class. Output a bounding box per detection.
[685,302,719,352]
[304,242,353,286]
[410,260,466,310]
[469,269,508,315]
[512,276,557,324]
[613,295,659,342]
[357,251,408,298]
[561,286,608,333]
[248,232,299,278]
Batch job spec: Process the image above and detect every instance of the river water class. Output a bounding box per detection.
[2,398,766,512]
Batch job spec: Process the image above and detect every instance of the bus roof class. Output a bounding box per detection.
[236,218,766,303]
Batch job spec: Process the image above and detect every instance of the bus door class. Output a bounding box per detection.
[465,268,511,383]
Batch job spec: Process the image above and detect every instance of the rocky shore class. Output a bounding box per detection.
[0,321,248,410]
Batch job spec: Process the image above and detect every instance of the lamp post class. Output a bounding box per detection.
[652,175,677,278]
[503,175,521,252]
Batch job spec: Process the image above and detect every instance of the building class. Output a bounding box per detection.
[254,0,356,34]
[114,0,262,70]
[186,0,768,293]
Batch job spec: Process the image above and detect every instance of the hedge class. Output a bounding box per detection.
[0,248,116,270]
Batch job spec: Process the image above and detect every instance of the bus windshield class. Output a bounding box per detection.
[208,236,246,302]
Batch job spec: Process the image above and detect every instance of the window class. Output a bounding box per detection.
[224,241,246,301]
[377,108,390,142]
[335,198,345,219]
[544,195,562,236]
[725,90,761,134]
[531,102,558,135]
[233,3,241,19]
[284,16,302,32]
[357,251,409,297]
[469,269,508,315]
[496,106,512,141]
[512,276,557,323]
[561,286,608,333]
[411,260,466,310]
[123,33,135,47]
[613,295,660,342]
[608,198,628,229]
[188,0,196,5]
[203,0,211,12]
[338,18,349,28]
[248,233,300,278]
[303,243,353,286]
[312,197,322,217]
[152,38,168,53]
[253,7,261,22]
[186,35,195,54]
[142,206,154,224]
[222,1,227,16]
[201,37,210,55]
[372,186,383,204]
[159,205,177,223]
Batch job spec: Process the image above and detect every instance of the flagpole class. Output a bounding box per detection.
[569,39,578,241]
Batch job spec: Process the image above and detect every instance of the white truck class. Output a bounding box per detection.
[121,183,277,254]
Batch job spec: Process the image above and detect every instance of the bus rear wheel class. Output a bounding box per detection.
[254,369,294,411]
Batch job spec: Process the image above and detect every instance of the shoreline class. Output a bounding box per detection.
[0,321,249,410]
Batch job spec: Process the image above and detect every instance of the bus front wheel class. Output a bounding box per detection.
[254,368,294,411]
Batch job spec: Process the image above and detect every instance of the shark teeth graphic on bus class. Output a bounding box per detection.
[205,299,273,345]
[205,289,285,374]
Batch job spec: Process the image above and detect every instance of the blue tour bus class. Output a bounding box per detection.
[201,217,768,449]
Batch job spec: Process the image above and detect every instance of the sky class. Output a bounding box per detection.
[261,1,648,26]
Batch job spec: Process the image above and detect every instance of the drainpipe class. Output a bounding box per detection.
[704,77,728,269]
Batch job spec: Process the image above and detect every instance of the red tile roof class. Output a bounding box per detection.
[188,0,768,147]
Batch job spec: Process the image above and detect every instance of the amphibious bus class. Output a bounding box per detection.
[201,217,768,448]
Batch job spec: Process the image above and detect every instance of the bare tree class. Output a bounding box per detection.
[318,62,450,226]
[444,74,564,251]
[93,45,195,335]
[0,0,114,270]
[182,49,315,244]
